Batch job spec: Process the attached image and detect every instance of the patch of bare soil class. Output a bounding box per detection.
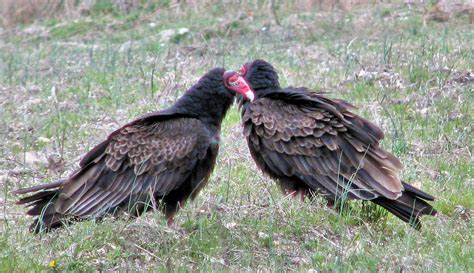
[424,0,474,23]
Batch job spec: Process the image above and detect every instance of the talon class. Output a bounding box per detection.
[286,190,305,202]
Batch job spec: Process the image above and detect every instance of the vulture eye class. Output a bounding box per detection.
[227,74,239,86]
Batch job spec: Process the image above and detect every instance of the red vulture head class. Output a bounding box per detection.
[224,70,255,101]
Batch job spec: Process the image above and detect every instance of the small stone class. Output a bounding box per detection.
[224,222,237,229]
[159,29,176,43]
[24,151,47,166]
[177,28,189,35]
[465,179,474,187]
[23,25,47,35]
[119,40,134,52]
[159,28,190,43]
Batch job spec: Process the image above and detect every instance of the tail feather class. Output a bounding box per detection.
[373,183,437,229]
[13,179,64,195]
[16,190,57,206]
[24,192,59,216]
[402,181,435,201]
[13,179,66,233]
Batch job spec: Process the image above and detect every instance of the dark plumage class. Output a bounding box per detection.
[14,67,234,232]
[225,60,436,228]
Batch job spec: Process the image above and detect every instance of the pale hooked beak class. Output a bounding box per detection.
[245,90,255,101]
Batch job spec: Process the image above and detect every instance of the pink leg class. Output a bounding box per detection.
[286,190,306,202]
[286,190,297,197]
[165,200,184,226]
[299,190,306,202]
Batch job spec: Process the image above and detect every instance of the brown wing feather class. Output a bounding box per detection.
[59,118,210,216]
[15,118,213,231]
[245,97,403,200]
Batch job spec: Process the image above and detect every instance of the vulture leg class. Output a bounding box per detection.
[286,189,307,202]
[278,177,309,202]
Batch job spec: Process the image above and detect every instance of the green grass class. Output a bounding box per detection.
[50,20,102,39]
[1,1,473,271]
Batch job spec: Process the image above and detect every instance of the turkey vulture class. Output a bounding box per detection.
[223,60,436,228]
[14,67,235,232]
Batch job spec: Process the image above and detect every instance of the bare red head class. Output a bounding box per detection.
[224,70,255,102]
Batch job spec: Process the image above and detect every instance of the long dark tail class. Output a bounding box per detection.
[13,179,66,233]
[372,182,437,229]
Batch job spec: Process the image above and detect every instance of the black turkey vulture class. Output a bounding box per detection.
[223,60,436,228]
[14,67,235,232]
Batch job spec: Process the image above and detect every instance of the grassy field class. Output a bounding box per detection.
[0,1,472,271]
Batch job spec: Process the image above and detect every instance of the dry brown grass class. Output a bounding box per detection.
[424,0,474,23]
[0,0,400,28]
[1,0,86,27]
[292,0,383,11]
[2,0,472,28]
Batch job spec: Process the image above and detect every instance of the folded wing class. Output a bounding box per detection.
[243,92,405,201]
[15,116,213,232]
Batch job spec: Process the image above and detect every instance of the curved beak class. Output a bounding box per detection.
[224,70,255,102]
[243,87,255,102]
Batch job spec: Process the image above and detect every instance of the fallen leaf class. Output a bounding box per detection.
[47,156,65,173]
